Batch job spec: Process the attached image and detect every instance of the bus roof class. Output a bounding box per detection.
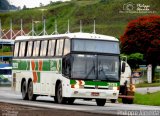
[15,33,119,42]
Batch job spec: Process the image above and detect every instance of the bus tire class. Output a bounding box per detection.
[21,81,29,100]
[55,83,66,104]
[96,99,106,106]
[67,98,75,104]
[110,99,116,103]
[28,81,37,101]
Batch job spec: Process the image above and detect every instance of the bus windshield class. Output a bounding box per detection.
[71,54,119,81]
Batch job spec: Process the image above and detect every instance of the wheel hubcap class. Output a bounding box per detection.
[22,83,26,97]
[28,83,33,99]
[58,87,62,102]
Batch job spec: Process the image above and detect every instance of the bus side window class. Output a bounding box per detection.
[24,41,28,57]
[33,41,40,57]
[56,39,64,56]
[19,42,26,57]
[40,40,48,57]
[47,40,55,56]
[14,42,20,57]
[64,39,70,55]
[27,41,33,57]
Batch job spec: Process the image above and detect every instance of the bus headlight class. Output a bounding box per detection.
[74,84,80,89]
[113,87,118,90]
[71,84,84,89]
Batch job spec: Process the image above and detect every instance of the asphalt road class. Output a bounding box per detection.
[0,87,160,116]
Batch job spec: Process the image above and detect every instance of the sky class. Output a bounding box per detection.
[9,0,70,8]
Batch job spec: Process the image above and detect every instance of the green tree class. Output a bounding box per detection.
[22,5,27,10]
[121,53,143,69]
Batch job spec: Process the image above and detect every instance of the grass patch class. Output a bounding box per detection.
[136,83,160,88]
[118,98,122,103]
[134,92,160,106]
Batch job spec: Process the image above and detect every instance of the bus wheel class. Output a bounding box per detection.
[56,83,66,104]
[67,98,75,104]
[22,81,29,100]
[28,81,37,101]
[110,99,116,103]
[96,99,106,106]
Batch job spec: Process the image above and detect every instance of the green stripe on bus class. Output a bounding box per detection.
[37,72,40,83]
[13,60,30,70]
[59,60,62,73]
[85,81,108,86]
[12,59,62,72]
[70,80,76,84]
[70,79,120,87]
[35,61,38,71]
[43,60,50,71]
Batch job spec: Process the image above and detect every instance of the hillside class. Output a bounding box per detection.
[0,0,160,38]
[0,0,17,10]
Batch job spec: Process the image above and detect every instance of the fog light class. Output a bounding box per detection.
[79,85,84,88]
[74,91,78,94]
[74,84,80,89]
[113,87,117,90]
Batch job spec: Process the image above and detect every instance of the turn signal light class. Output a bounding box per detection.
[113,87,118,90]
[71,85,84,89]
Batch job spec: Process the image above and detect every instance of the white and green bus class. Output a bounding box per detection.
[12,32,120,106]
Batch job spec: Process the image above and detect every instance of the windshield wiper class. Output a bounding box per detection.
[84,65,95,79]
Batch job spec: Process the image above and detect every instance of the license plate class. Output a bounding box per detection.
[91,92,99,96]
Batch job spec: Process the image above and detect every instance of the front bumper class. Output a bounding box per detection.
[67,88,119,99]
